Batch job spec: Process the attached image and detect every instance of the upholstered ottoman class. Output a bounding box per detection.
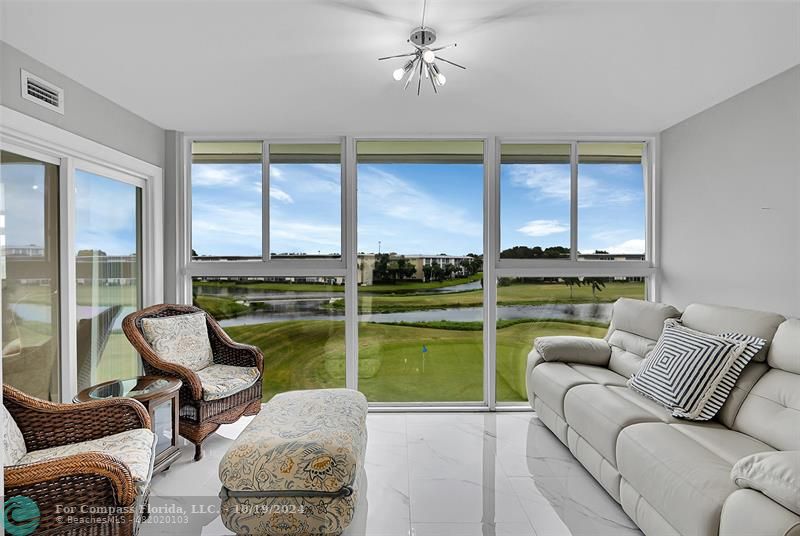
[219,389,368,535]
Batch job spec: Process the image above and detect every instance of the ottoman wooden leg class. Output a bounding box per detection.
[194,443,203,461]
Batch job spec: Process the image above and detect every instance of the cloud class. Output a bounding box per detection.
[358,166,482,239]
[506,164,642,208]
[192,166,243,187]
[508,165,570,201]
[271,221,340,250]
[606,239,646,254]
[269,187,293,204]
[517,219,569,237]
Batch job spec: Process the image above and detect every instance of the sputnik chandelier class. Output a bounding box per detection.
[378,0,465,95]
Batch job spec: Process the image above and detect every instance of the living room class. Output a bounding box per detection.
[1,1,798,535]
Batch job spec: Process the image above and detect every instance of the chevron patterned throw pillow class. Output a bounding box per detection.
[628,319,749,420]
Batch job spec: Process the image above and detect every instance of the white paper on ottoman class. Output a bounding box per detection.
[219,388,368,535]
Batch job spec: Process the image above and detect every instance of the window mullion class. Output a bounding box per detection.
[570,141,578,263]
[262,140,270,262]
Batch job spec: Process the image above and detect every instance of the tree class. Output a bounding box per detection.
[562,277,582,299]
[584,277,607,298]
[431,264,445,282]
[422,264,433,282]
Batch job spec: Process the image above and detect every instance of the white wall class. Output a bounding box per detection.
[0,41,164,167]
[659,65,800,317]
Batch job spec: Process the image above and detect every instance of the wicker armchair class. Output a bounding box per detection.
[122,304,263,461]
[3,384,152,536]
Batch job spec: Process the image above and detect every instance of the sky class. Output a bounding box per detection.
[3,165,139,256]
[190,161,645,257]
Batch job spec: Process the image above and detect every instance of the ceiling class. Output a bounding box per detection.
[2,0,799,134]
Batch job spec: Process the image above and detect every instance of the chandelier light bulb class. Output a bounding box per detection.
[422,49,436,63]
[436,73,446,86]
[393,68,405,81]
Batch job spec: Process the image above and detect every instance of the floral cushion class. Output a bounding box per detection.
[219,389,368,494]
[196,364,260,401]
[140,312,214,371]
[17,428,155,482]
[2,404,27,466]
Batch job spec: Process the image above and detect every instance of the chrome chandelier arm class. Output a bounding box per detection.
[426,63,438,93]
[437,56,466,69]
[378,52,418,61]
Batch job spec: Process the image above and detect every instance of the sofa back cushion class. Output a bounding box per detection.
[140,312,214,371]
[731,319,800,450]
[605,298,681,378]
[680,304,785,362]
[2,404,27,465]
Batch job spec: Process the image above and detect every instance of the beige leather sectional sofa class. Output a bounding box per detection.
[526,298,799,536]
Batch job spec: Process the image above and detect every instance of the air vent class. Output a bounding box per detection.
[20,70,64,114]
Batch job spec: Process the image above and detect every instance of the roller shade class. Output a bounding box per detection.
[578,142,644,164]
[192,141,262,164]
[501,143,571,164]
[357,140,484,164]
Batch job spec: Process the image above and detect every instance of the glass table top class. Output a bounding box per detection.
[88,378,171,399]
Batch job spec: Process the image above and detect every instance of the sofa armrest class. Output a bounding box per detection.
[720,489,800,536]
[533,336,611,366]
[731,451,800,516]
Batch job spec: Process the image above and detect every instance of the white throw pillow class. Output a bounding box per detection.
[2,404,27,466]
[141,312,214,371]
[628,319,747,420]
[731,451,800,516]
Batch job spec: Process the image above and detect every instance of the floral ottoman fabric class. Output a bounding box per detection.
[219,388,368,535]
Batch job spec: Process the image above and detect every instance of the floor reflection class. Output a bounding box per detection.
[144,412,640,536]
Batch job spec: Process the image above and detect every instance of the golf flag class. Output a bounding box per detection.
[422,345,428,353]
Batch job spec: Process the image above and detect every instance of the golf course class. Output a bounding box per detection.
[197,277,645,402]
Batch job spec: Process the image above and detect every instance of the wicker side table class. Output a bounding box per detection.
[74,376,183,474]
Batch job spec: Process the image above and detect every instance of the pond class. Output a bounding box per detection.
[217,301,613,327]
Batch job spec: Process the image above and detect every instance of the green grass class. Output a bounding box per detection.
[351,281,644,313]
[225,318,607,403]
[193,294,249,320]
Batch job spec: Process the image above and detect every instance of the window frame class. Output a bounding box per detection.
[183,136,348,280]
[495,137,656,276]
[1,106,163,402]
[179,133,659,410]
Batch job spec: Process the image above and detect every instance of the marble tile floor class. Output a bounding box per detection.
[143,412,642,536]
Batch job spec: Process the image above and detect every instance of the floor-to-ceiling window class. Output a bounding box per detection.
[189,141,347,400]
[356,140,485,403]
[1,150,61,401]
[495,141,649,403]
[183,136,654,407]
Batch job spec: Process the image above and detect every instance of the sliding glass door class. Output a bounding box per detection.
[74,169,142,390]
[1,150,61,401]
[356,141,485,403]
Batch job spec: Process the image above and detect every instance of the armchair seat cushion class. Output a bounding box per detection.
[17,428,155,482]
[197,364,261,401]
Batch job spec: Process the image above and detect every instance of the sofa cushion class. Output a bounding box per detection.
[732,368,800,451]
[628,319,747,420]
[140,312,214,371]
[605,299,680,378]
[534,336,611,365]
[768,319,800,374]
[564,384,666,466]
[17,428,155,482]
[607,298,682,341]
[680,303,784,362]
[196,364,260,401]
[617,422,768,536]
[2,404,27,465]
[731,451,800,516]
[529,362,626,418]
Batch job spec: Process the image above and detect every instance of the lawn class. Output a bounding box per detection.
[352,280,644,313]
[225,318,607,402]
